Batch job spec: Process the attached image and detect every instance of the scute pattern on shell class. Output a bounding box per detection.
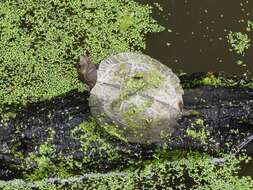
[89,52,184,144]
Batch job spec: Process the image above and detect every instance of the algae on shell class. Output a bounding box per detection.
[89,52,184,144]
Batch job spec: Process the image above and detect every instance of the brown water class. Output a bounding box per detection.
[138,0,253,178]
[139,0,253,76]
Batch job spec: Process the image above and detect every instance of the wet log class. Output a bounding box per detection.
[0,73,252,180]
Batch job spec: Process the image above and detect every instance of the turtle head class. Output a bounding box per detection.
[77,55,97,91]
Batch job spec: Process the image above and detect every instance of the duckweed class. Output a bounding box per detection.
[183,73,253,89]
[186,118,210,144]
[1,151,253,190]
[227,32,250,55]
[0,0,163,108]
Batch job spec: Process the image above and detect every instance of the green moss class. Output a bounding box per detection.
[120,67,164,100]
[118,65,163,129]
[107,63,164,139]
[122,99,153,131]
[0,0,163,108]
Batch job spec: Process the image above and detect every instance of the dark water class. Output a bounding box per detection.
[139,0,253,76]
[138,0,253,178]
[238,139,253,177]
[239,160,253,177]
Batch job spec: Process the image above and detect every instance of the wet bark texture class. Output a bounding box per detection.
[0,73,252,180]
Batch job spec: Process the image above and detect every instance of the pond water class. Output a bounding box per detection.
[138,0,253,178]
[139,0,253,77]
[238,139,253,177]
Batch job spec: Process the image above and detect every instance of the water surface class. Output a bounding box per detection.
[138,0,253,178]
[139,0,253,76]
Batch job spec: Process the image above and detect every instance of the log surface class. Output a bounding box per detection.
[0,74,252,180]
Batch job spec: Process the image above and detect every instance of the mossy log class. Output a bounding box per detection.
[0,73,252,180]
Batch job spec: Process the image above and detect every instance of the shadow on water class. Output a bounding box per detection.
[138,0,253,76]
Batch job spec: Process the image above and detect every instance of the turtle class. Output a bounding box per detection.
[78,52,184,144]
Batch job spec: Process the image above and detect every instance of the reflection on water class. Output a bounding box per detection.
[138,0,253,76]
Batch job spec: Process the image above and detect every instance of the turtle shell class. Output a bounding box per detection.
[89,52,184,144]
